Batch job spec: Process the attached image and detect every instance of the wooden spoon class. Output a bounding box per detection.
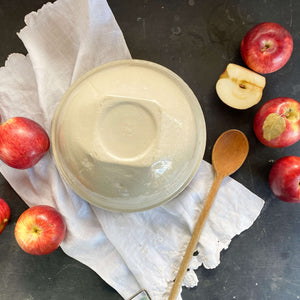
[168,129,249,300]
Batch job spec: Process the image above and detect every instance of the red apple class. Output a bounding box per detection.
[0,117,50,169]
[15,205,66,255]
[269,156,300,203]
[241,22,293,74]
[0,197,10,234]
[253,97,300,148]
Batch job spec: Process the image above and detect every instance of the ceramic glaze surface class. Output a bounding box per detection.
[51,59,206,212]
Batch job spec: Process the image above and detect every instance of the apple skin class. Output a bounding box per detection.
[15,205,66,255]
[253,97,300,148]
[0,117,50,169]
[0,197,11,234]
[241,22,293,74]
[269,156,300,203]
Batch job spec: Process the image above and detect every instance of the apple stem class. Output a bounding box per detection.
[261,43,271,52]
[239,83,246,89]
[261,46,268,52]
[32,226,42,236]
[284,108,299,121]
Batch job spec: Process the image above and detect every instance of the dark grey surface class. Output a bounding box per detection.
[1,1,300,299]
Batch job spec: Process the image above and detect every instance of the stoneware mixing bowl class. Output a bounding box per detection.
[51,59,206,212]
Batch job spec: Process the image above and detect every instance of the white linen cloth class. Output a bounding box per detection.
[0,0,265,299]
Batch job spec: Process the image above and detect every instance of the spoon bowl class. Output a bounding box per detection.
[168,129,249,300]
[212,129,249,177]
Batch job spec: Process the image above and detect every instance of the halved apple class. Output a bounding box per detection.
[216,63,266,109]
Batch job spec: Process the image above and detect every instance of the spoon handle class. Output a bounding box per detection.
[168,173,224,300]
